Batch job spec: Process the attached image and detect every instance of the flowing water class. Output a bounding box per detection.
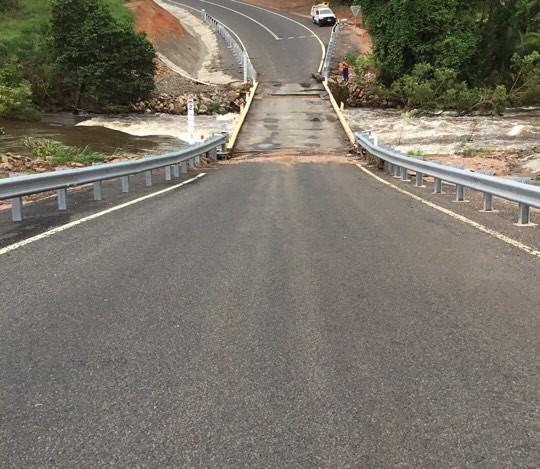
[345,108,540,156]
[77,113,237,143]
[0,112,237,157]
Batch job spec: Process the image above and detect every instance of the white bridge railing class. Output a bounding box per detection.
[201,10,257,83]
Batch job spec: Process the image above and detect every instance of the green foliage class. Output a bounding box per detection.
[0,60,40,119]
[22,137,106,164]
[509,51,540,105]
[389,63,508,114]
[0,0,19,12]
[345,53,376,82]
[407,149,426,158]
[352,0,539,112]
[207,100,222,114]
[0,0,155,115]
[357,0,478,84]
[50,0,156,110]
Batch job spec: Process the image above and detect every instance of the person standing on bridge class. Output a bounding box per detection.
[341,61,350,82]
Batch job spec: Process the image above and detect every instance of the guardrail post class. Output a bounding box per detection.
[518,203,530,224]
[434,178,443,194]
[195,155,201,166]
[145,170,153,187]
[8,173,24,222]
[455,184,465,202]
[55,168,68,210]
[483,193,493,211]
[208,148,218,161]
[393,165,401,178]
[56,188,67,210]
[401,168,409,181]
[121,176,129,193]
[93,181,103,201]
[415,172,424,187]
[165,166,172,181]
[11,197,23,222]
[173,164,180,178]
[181,161,188,174]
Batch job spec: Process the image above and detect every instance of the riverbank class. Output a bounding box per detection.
[345,107,540,180]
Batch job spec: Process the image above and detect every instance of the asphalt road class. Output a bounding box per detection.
[2,1,540,467]
[173,0,330,83]
[2,163,540,467]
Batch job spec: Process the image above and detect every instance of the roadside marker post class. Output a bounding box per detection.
[187,96,195,145]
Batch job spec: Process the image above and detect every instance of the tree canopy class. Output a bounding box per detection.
[50,0,156,110]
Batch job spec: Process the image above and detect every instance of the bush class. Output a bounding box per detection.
[0,61,40,119]
[22,137,106,164]
[389,63,508,114]
[509,51,540,106]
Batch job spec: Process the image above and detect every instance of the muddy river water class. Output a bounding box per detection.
[345,108,540,155]
[1,109,539,174]
[0,112,237,157]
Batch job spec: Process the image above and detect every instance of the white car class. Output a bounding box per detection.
[311,3,337,27]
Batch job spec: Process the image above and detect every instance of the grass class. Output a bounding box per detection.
[22,137,106,165]
[0,0,133,48]
[459,147,493,158]
[407,149,426,158]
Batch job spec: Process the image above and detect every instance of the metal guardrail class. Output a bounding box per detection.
[201,10,257,83]
[0,134,228,222]
[322,21,342,79]
[356,132,540,224]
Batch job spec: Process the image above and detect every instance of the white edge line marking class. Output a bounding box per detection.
[226,0,326,72]
[0,173,207,257]
[170,1,250,57]
[356,164,540,259]
[200,0,281,40]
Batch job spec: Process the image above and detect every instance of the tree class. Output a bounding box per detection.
[357,0,539,86]
[50,0,156,110]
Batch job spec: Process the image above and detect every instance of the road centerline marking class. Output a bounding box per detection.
[224,0,326,72]
[356,164,540,259]
[0,174,207,257]
[199,0,281,40]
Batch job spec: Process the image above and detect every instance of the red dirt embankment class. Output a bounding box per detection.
[127,0,186,46]
[126,0,200,75]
